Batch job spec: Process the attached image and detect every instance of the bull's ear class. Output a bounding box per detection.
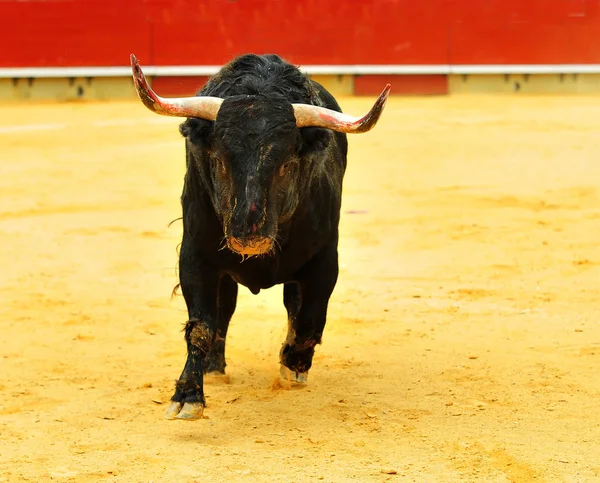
[179,118,214,145]
[298,127,332,155]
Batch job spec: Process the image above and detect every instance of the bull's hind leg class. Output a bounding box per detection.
[280,243,339,383]
[165,244,220,420]
[281,282,306,382]
[205,275,238,374]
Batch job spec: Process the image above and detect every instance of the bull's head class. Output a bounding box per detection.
[130,54,390,258]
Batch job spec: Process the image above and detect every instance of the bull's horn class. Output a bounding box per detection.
[130,53,223,119]
[292,84,391,133]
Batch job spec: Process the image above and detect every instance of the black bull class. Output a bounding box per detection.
[130,53,390,420]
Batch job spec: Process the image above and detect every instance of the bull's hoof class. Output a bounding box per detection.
[165,401,205,420]
[280,364,308,384]
[280,342,315,375]
[165,401,182,419]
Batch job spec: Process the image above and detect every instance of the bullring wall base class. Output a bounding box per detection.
[2,74,600,102]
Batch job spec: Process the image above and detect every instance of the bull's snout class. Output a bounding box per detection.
[228,207,271,256]
[229,202,267,241]
[227,176,272,256]
[228,235,273,257]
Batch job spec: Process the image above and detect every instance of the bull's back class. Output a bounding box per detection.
[199,54,317,104]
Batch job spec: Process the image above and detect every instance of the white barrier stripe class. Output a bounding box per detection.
[453,65,600,74]
[1,64,600,78]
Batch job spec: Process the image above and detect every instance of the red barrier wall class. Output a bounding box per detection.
[0,0,151,67]
[2,0,600,68]
[146,0,450,65]
[449,0,600,64]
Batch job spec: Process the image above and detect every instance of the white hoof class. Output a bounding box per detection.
[164,401,205,420]
[280,364,308,384]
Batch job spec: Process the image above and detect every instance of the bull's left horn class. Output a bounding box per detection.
[292,84,391,134]
[130,54,224,119]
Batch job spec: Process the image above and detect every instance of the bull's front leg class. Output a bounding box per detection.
[205,274,238,374]
[165,243,220,420]
[280,243,339,383]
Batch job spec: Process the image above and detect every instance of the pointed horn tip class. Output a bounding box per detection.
[381,84,392,100]
[129,54,146,87]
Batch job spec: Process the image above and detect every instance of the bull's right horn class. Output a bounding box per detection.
[292,84,391,134]
[130,54,224,119]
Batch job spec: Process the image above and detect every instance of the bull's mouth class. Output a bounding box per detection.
[228,236,274,257]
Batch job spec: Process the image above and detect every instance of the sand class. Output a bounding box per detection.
[1,94,599,482]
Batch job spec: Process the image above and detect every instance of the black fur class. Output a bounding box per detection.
[170,54,348,409]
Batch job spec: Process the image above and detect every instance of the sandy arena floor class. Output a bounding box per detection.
[1,94,599,482]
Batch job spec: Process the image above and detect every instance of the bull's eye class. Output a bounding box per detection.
[279,161,293,177]
[215,158,226,175]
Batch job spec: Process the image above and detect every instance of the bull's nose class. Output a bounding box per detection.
[228,236,273,256]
